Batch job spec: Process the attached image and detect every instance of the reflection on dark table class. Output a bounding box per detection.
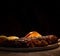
[0,46,60,56]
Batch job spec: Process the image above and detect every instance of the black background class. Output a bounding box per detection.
[0,1,59,37]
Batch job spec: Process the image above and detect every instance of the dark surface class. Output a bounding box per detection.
[0,2,59,37]
[0,8,58,37]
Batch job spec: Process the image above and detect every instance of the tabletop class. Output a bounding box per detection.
[0,43,60,56]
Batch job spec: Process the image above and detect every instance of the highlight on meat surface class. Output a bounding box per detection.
[7,36,20,40]
[25,31,42,38]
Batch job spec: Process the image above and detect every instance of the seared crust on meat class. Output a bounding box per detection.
[0,32,58,48]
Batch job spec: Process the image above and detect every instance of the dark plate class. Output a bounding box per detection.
[0,43,59,52]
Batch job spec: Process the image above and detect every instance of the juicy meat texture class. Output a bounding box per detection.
[0,32,58,48]
[26,39,48,48]
[46,35,58,44]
